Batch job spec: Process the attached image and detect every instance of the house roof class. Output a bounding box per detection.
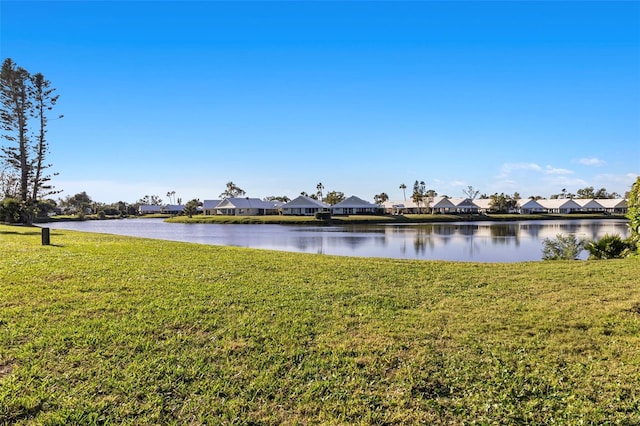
[332,196,379,208]
[573,198,604,209]
[216,197,280,209]
[282,195,330,209]
[431,196,457,208]
[537,198,582,209]
[381,200,420,209]
[594,198,627,208]
[164,204,184,211]
[448,197,478,208]
[472,199,493,209]
[202,199,222,209]
[517,199,545,209]
[139,204,162,212]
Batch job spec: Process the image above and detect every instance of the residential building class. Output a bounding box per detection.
[331,196,382,215]
[281,195,330,216]
[213,197,282,216]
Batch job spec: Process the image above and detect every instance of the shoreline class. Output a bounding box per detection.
[35,212,629,225]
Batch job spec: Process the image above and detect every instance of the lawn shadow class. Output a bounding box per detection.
[0,224,43,236]
[1,225,65,246]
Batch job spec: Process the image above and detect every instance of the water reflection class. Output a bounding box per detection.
[44,218,630,262]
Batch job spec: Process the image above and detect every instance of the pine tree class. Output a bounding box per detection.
[0,58,32,204]
[0,58,60,222]
[30,72,60,201]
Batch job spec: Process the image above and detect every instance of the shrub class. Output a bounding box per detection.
[627,177,640,255]
[585,234,634,259]
[0,198,21,223]
[541,233,585,260]
[315,212,331,220]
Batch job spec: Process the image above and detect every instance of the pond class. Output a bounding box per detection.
[42,218,630,262]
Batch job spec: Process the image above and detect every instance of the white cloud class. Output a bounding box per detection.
[578,157,606,167]
[592,172,640,192]
[544,165,573,175]
[542,175,588,189]
[497,162,542,178]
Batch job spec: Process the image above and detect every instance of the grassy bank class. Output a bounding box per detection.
[166,213,626,225]
[1,224,639,424]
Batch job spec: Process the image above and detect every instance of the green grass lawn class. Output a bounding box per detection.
[1,224,639,424]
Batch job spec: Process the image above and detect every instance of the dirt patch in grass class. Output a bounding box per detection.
[0,360,15,378]
[627,303,640,315]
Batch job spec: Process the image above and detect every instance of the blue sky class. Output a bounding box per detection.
[2,1,638,204]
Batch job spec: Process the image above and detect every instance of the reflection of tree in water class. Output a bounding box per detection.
[413,235,436,255]
[412,226,438,255]
[488,224,520,246]
[519,223,544,238]
[452,224,479,236]
[293,237,323,254]
[332,235,385,251]
[431,224,456,236]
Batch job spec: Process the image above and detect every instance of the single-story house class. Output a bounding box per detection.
[162,204,184,215]
[331,196,382,215]
[472,198,493,213]
[202,199,222,215]
[537,198,582,214]
[281,195,330,216]
[139,204,162,215]
[449,198,479,213]
[213,197,282,216]
[517,199,546,214]
[381,199,421,215]
[574,198,605,212]
[595,198,628,214]
[430,196,457,214]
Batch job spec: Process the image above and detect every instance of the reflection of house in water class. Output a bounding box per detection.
[536,221,606,241]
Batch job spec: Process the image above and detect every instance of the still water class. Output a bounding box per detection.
[43,218,630,262]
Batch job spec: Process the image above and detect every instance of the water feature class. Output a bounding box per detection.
[43,218,630,262]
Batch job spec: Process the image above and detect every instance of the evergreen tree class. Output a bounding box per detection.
[0,58,60,223]
[30,72,60,201]
[0,58,32,204]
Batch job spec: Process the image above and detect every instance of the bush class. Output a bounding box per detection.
[0,198,21,223]
[542,233,585,260]
[585,234,635,259]
[315,212,331,220]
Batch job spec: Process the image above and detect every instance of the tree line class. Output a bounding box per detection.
[0,58,60,223]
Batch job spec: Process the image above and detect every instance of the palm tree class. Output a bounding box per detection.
[399,183,407,201]
[374,192,389,205]
[219,181,246,199]
[316,182,324,201]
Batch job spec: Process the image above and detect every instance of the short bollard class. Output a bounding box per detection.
[41,227,50,245]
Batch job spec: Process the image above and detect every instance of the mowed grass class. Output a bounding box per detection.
[1,224,639,425]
